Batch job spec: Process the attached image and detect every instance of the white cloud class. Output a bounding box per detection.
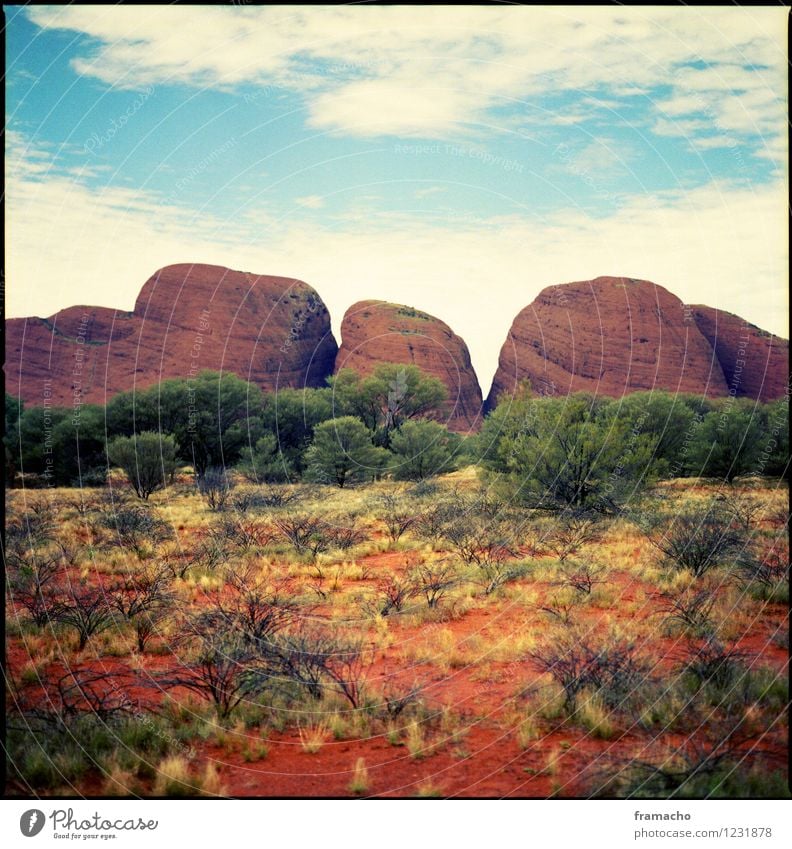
[413,186,446,199]
[6,135,787,395]
[25,5,787,148]
[295,195,325,209]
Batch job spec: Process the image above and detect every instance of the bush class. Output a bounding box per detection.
[442,515,519,594]
[479,388,658,510]
[639,499,746,578]
[376,493,421,543]
[109,565,174,652]
[388,420,460,480]
[687,400,765,482]
[205,515,275,553]
[539,514,600,562]
[377,574,416,615]
[51,584,117,651]
[304,417,389,487]
[655,587,717,637]
[107,432,178,499]
[100,506,174,558]
[197,466,235,511]
[531,631,649,713]
[274,513,364,557]
[236,433,294,483]
[408,559,460,609]
[231,486,301,512]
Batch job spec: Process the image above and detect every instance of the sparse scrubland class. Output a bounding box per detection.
[4,372,789,797]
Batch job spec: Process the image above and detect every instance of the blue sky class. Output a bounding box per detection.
[5,5,788,390]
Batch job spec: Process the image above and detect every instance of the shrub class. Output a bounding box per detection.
[205,515,275,553]
[378,574,416,615]
[51,583,117,651]
[388,420,460,480]
[107,432,178,499]
[442,516,520,594]
[540,514,600,562]
[274,513,364,557]
[376,492,420,543]
[640,499,746,578]
[554,560,606,596]
[158,628,267,719]
[682,638,748,692]
[733,547,788,600]
[531,632,649,713]
[100,506,175,558]
[408,559,460,608]
[304,417,389,487]
[479,389,658,510]
[109,565,174,652]
[231,486,301,512]
[6,545,66,627]
[655,587,718,638]
[197,466,235,511]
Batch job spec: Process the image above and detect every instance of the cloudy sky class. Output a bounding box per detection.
[6,5,788,392]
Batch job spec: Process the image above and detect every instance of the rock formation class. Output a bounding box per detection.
[691,305,788,404]
[4,263,338,407]
[487,276,787,408]
[335,300,483,432]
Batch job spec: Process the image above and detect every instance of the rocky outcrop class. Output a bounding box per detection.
[692,306,789,404]
[335,300,483,432]
[487,276,787,408]
[4,264,338,407]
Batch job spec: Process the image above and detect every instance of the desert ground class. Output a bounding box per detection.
[5,470,788,798]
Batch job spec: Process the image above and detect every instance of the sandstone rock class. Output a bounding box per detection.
[335,300,483,432]
[486,276,784,408]
[5,263,337,407]
[692,305,789,404]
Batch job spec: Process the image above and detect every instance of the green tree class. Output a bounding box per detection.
[759,396,789,479]
[687,399,765,483]
[612,392,697,476]
[257,387,334,473]
[107,432,178,499]
[106,371,262,476]
[50,404,109,486]
[480,391,657,509]
[328,364,447,445]
[14,404,67,480]
[4,394,23,483]
[236,432,294,483]
[389,420,461,480]
[304,416,389,487]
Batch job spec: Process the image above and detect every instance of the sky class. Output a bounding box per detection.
[5,5,789,393]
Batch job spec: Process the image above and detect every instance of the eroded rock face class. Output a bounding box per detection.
[486,276,788,408]
[692,305,789,404]
[5,264,338,407]
[335,300,483,432]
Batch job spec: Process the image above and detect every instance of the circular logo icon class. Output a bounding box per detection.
[20,810,46,837]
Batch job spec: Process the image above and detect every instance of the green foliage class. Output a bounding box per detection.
[4,393,23,481]
[304,416,389,487]
[255,387,335,474]
[328,364,447,444]
[389,419,461,480]
[107,431,178,499]
[611,392,696,476]
[106,371,262,476]
[757,396,789,479]
[687,398,765,482]
[480,388,658,509]
[10,400,108,486]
